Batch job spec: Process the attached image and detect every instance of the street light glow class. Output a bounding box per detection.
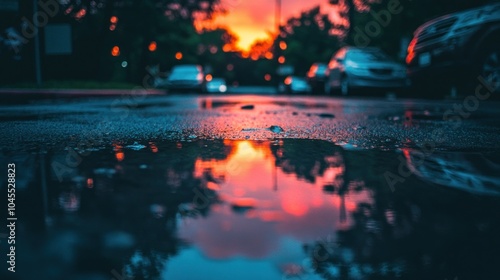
[111,46,120,56]
[175,52,183,60]
[148,41,157,52]
[279,41,287,50]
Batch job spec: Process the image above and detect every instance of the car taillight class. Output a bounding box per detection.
[406,38,417,64]
[308,65,318,78]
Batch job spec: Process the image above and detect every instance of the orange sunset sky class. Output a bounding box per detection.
[202,0,342,51]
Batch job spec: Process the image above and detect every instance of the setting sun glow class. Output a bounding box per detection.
[198,0,337,51]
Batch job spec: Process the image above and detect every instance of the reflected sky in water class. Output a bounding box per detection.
[169,141,370,279]
[1,139,500,280]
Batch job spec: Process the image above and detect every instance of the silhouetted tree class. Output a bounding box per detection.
[276,6,341,75]
[56,0,224,82]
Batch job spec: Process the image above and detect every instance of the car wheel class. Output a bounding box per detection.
[311,82,323,95]
[340,76,350,96]
[199,85,207,94]
[324,81,332,95]
[479,43,500,94]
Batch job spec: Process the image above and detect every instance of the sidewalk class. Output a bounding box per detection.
[0,88,165,98]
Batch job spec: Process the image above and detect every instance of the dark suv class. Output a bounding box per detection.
[407,2,500,96]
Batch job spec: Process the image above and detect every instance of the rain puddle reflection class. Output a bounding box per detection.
[2,140,500,280]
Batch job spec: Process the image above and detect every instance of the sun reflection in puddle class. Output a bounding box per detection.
[176,140,372,268]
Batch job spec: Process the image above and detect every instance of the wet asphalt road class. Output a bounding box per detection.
[2,91,500,280]
[1,92,500,152]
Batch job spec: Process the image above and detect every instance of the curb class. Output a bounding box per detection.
[0,88,166,98]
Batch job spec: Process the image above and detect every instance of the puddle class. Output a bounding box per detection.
[200,100,334,110]
[1,140,500,280]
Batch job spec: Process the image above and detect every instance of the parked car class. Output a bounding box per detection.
[325,47,408,95]
[166,64,206,93]
[406,2,500,96]
[306,63,328,94]
[206,78,228,93]
[280,76,312,94]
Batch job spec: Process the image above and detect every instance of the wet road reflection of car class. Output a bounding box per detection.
[404,150,500,196]
[4,140,500,280]
[325,47,409,96]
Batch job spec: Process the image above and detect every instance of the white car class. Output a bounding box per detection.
[325,47,409,95]
[280,76,312,94]
[167,65,206,93]
[206,78,228,93]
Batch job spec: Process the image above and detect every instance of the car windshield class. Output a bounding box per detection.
[172,66,200,74]
[209,79,225,85]
[292,77,307,83]
[316,64,327,72]
[348,50,390,62]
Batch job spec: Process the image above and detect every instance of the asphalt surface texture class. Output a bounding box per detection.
[1,91,499,152]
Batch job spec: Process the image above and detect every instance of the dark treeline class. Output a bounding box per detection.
[0,0,495,86]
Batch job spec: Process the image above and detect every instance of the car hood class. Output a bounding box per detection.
[348,61,405,70]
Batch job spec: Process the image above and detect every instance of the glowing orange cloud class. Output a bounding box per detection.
[199,0,343,51]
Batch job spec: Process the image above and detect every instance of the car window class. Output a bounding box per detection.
[175,69,199,74]
[172,65,201,74]
[348,50,390,62]
[210,79,225,85]
[316,64,327,72]
[292,77,307,83]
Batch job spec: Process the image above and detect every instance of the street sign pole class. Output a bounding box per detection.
[33,0,42,86]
